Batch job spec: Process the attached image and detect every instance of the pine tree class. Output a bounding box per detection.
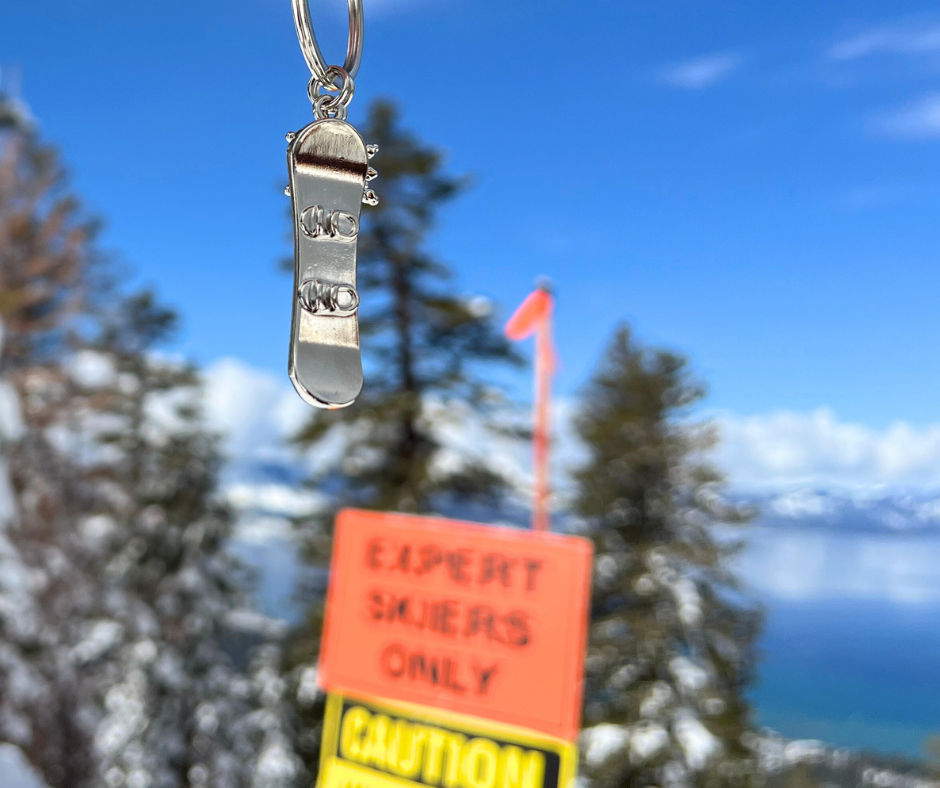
[287,100,520,773]
[292,99,520,519]
[1,98,304,788]
[574,326,761,788]
[0,315,51,770]
[72,292,305,788]
[782,763,820,788]
[0,126,90,372]
[1,105,107,788]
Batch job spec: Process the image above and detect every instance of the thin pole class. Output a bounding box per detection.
[532,314,551,531]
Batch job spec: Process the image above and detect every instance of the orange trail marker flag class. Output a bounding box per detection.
[505,284,555,531]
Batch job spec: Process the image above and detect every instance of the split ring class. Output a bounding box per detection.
[291,0,363,83]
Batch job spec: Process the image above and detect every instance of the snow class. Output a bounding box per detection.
[248,648,303,787]
[595,554,618,583]
[0,322,24,524]
[80,514,118,543]
[783,739,826,763]
[234,515,294,545]
[97,668,149,756]
[629,723,669,764]
[673,711,720,770]
[633,574,656,595]
[639,681,673,718]
[295,665,321,707]
[745,732,940,788]
[68,349,117,389]
[253,739,301,787]
[0,743,51,788]
[607,663,637,690]
[702,697,725,716]
[669,656,710,694]
[862,769,940,788]
[581,724,630,767]
[644,551,704,628]
[671,577,703,628]
[0,380,24,443]
[226,484,323,519]
[0,317,52,754]
[584,697,720,773]
[225,609,290,639]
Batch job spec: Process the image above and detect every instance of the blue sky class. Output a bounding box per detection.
[3,0,940,429]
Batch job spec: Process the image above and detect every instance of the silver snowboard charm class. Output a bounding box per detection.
[286,120,377,409]
[286,0,374,408]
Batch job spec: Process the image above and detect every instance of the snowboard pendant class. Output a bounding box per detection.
[286,119,377,409]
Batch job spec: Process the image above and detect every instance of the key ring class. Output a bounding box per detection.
[291,0,363,86]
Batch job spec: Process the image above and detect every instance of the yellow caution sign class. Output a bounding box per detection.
[318,694,578,788]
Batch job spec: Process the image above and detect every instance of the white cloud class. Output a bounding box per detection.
[873,93,940,139]
[829,21,940,60]
[714,407,940,491]
[201,357,587,508]
[201,357,309,465]
[204,358,940,497]
[660,53,742,89]
[196,356,940,525]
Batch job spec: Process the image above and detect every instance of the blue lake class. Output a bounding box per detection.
[236,526,940,760]
[733,526,940,759]
[751,598,940,757]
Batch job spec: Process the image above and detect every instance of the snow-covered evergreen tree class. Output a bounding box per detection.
[290,100,521,522]
[71,293,305,788]
[574,326,761,788]
[0,316,50,763]
[1,102,107,787]
[1,96,303,788]
[287,100,521,777]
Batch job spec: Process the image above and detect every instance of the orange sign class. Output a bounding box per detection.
[318,510,593,741]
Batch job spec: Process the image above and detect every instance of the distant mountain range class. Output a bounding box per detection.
[221,449,940,541]
[741,488,940,533]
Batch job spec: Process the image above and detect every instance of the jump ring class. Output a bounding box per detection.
[309,64,344,94]
[314,94,336,113]
[314,94,347,121]
[292,0,363,83]
[308,76,328,103]
[327,65,355,104]
[308,66,355,116]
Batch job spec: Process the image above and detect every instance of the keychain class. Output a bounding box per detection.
[286,0,377,409]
